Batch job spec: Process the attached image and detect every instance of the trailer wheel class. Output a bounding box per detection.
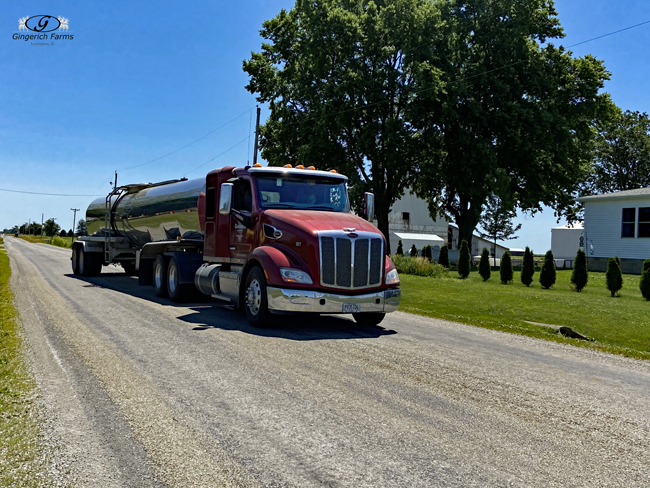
[167,256,190,302]
[352,313,385,327]
[121,261,137,276]
[153,255,168,297]
[78,247,102,277]
[71,246,80,275]
[244,267,271,327]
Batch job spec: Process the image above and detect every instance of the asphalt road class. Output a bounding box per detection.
[6,236,650,487]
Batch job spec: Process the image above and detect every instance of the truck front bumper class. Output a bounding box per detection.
[267,287,400,314]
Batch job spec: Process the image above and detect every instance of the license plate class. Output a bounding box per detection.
[342,302,361,313]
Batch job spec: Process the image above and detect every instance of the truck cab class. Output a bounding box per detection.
[195,164,400,326]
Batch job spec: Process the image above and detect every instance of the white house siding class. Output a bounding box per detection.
[581,194,650,273]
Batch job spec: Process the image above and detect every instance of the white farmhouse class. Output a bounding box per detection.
[578,188,650,273]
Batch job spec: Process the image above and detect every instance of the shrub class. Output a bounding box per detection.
[640,259,650,301]
[571,249,588,292]
[478,248,491,281]
[500,251,513,284]
[438,244,450,268]
[606,257,623,297]
[520,246,534,286]
[409,244,418,257]
[396,240,404,256]
[458,239,470,279]
[423,245,432,262]
[539,250,556,289]
[59,229,67,237]
[50,235,71,249]
[391,255,447,278]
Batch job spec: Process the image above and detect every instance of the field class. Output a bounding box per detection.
[18,234,72,248]
[0,237,48,486]
[399,267,650,359]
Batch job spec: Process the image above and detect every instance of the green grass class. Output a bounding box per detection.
[399,268,650,360]
[0,237,49,485]
[18,234,72,249]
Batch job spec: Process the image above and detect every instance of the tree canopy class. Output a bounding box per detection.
[411,0,610,247]
[585,109,650,194]
[243,0,443,251]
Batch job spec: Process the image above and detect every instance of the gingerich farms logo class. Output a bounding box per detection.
[13,15,74,44]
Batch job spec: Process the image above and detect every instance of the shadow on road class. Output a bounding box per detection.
[66,272,397,341]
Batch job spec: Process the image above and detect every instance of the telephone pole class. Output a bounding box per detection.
[71,208,80,243]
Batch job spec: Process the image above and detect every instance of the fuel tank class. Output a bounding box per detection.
[86,178,205,248]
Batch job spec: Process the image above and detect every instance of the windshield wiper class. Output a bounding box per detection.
[263,203,296,208]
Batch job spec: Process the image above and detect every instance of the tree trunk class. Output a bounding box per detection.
[455,212,479,257]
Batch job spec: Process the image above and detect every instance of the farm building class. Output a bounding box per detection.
[551,222,583,268]
[578,188,650,273]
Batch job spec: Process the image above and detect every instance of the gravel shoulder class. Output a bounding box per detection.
[6,237,650,487]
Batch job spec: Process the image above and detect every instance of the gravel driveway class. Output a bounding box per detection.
[6,237,650,487]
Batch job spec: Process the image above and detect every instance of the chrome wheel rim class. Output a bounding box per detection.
[168,265,177,294]
[246,279,262,316]
[154,262,163,289]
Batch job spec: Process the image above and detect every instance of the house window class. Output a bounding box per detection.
[638,207,650,238]
[622,208,636,238]
[402,212,410,222]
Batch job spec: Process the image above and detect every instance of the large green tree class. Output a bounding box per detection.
[243,0,443,251]
[413,0,610,248]
[585,109,650,194]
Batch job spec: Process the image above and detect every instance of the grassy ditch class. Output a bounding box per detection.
[18,234,72,249]
[0,237,49,486]
[398,267,650,360]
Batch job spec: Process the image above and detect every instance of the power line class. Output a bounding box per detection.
[120,107,255,171]
[0,188,102,197]
[182,133,254,177]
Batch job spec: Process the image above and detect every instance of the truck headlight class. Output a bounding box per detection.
[279,267,313,284]
[385,268,399,285]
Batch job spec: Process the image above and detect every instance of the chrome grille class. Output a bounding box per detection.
[319,231,383,289]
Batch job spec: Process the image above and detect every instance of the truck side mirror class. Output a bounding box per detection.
[364,192,375,221]
[219,183,233,215]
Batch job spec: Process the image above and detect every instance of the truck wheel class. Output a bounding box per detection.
[153,255,168,297]
[167,256,189,302]
[244,267,271,327]
[71,246,80,275]
[353,312,385,327]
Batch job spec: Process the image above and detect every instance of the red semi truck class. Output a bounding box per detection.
[71,164,400,327]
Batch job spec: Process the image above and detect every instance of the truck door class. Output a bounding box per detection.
[229,178,255,262]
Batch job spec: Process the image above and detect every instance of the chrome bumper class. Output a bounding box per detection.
[267,287,400,314]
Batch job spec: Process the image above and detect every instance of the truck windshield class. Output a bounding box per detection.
[254,174,350,212]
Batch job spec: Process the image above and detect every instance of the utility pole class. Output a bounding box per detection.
[71,208,80,243]
[252,106,261,166]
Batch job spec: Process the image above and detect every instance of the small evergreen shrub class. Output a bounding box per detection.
[409,244,418,257]
[421,245,430,262]
[520,246,534,286]
[500,251,513,284]
[438,244,450,268]
[640,259,650,301]
[59,229,67,237]
[571,249,588,291]
[396,240,404,256]
[539,250,556,289]
[478,248,491,281]
[458,239,471,279]
[606,257,623,297]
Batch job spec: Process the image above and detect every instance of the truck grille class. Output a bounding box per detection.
[319,231,383,289]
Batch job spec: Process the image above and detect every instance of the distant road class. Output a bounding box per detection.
[6,236,650,487]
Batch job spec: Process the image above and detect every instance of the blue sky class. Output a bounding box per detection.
[1,0,649,251]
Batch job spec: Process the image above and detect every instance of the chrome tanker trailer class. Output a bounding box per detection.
[71,165,400,327]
